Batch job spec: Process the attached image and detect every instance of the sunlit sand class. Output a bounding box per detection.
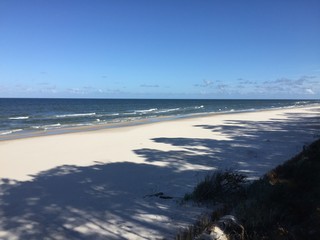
[1,105,319,239]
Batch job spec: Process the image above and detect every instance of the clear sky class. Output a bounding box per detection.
[0,0,319,99]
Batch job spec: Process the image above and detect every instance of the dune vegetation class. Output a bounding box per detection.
[178,138,320,240]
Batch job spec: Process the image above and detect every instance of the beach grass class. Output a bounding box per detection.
[179,138,320,240]
[183,170,247,205]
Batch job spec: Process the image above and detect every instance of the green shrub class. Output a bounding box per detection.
[185,170,247,204]
[235,139,320,239]
[180,139,320,240]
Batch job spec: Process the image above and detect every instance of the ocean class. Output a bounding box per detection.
[0,98,319,140]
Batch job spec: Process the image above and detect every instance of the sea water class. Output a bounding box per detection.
[0,98,319,140]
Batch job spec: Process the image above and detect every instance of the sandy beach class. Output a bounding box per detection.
[1,105,320,239]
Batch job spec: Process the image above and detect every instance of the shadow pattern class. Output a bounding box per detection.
[0,110,319,239]
[0,162,207,239]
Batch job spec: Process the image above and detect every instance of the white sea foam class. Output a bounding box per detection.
[123,109,158,115]
[0,129,23,135]
[55,113,96,118]
[194,105,204,109]
[32,123,62,130]
[45,123,61,127]
[134,108,158,114]
[125,117,143,122]
[295,101,308,105]
[104,113,120,117]
[9,116,29,120]
[156,108,180,113]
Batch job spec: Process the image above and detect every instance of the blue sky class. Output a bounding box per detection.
[0,0,319,99]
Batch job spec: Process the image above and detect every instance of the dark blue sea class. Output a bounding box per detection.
[1,98,319,139]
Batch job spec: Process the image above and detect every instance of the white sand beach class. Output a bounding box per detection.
[1,105,320,239]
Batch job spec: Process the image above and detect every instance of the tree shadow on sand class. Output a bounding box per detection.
[0,110,319,239]
[134,112,320,179]
[0,162,208,240]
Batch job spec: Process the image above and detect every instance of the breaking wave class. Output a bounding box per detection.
[9,116,29,120]
[55,113,96,118]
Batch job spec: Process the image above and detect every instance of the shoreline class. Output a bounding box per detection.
[1,103,318,141]
[1,104,320,239]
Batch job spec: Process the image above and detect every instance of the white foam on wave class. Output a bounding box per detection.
[124,108,158,115]
[0,129,23,135]
[156,108,180,114]
[194,105,204,109]
[45,123,61,127]
[69,123,94,127]
[134,108,158,114]
[295,101,309,105]
[44,123,62,130]
[32,123,62,130]
[104,113,120,117]
[120,116,143,122]
[55,113,96,118]
[9,116,29,120]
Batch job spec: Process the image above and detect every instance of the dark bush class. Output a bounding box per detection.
[186,170,247,204]
[180,139,320,240]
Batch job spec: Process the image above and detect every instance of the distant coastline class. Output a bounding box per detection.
[1,98,319,140]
